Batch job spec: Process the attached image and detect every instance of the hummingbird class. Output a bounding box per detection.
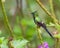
[31,11,54,39]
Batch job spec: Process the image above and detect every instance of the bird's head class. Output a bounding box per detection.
[31,11,38,17]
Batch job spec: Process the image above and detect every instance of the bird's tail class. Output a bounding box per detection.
[44,28,54,39]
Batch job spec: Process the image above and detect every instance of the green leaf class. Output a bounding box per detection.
[55,24,60,32]
[0,38,8,48]
[0,37,5,44]
[21,18,35,27]
[11,39,29,48]
[54,34,60,38]
[1,44,8,48]
[13,25,22,35]
[43,37,54,46]
[47,22,55,27]
[25,26,36,40]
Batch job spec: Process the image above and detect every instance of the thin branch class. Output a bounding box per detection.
[0,0,14,37]
[36,0,58,24]
[49,0,56,18]
[37,28,43,44]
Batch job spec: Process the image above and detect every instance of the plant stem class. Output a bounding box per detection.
[49,0,55,16]
[49,0,60,48]
[37,28,43,44]
[0,45,1,48]
[36,0,58,24]
[49,0,59,48]
[54,38,59,48]
[49,0,58,24]
[0,0,14,37]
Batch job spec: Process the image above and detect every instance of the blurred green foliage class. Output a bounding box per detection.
[0,0,60,48]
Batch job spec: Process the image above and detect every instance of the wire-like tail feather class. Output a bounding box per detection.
[44,28,54,39]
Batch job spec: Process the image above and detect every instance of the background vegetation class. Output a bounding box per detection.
[0,0,60,48]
